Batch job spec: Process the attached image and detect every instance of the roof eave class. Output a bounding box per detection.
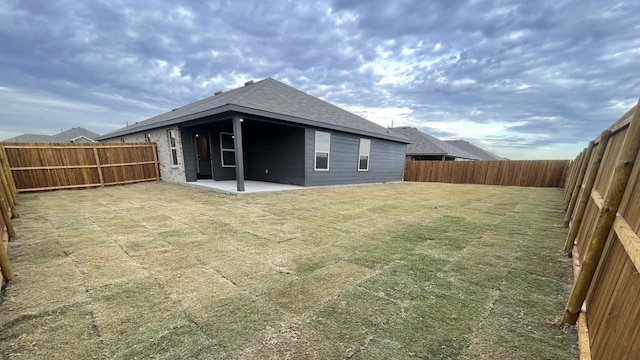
[97,104,411,144]
[229,105,411,143]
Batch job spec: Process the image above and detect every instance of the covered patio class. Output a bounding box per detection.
[182,116,306,192]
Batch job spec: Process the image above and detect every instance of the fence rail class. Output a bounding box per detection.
[2,142,160,192]
[561,99,640,360]
[404,159,569,187]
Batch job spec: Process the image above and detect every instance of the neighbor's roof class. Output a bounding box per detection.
[445,140,505,160]
[2,133,52,142]
[388,127,480,159]
[3,127,99,143]
[97,78,409,143]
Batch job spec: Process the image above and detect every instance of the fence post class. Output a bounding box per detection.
[0,145,17,204]
[0,150,18,217]
[562,98,640,325]
[0,183,15,239]
[564,142,594,227]
[564,149,587,220]
[0,227,14,281]
[563,131,612,252]
[93,146,105,187]
[0,163,17,218]
[0,177,14,218]
[563,150,584,210]
[152,143,160,180]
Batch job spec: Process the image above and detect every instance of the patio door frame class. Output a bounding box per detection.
[194,131,214,180]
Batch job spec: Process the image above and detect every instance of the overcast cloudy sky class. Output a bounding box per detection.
[1,0,638,159]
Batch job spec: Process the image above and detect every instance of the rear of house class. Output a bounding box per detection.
[97,78,409,191]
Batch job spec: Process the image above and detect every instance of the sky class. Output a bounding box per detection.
[1,0,639,160]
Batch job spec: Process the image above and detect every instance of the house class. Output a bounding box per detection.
[2,127,100,143]
[444,140,505,160]
[97,78,410,192]
[388,127,480,161]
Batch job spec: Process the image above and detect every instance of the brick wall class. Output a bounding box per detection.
[104,126,186,183]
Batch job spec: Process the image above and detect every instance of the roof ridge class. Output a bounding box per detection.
[226,78,269,105]
[98,77,406,142]
[171,79,265,111]
[276,79,387,130]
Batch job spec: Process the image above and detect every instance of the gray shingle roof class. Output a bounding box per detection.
[388,127,480,159]
[2,127,99,143]
[97,78,409,143]
[445,140,504,160]
[50,127,100,142]
[2,133,52,142]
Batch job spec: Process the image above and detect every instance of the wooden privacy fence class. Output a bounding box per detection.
[0,145,17,285]
[2,142,160,192]
[561,98,640,360]
[404,159,569,187]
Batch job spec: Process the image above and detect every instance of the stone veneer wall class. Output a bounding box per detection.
[102,126,187,183]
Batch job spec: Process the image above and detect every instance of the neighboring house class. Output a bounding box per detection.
[445,140,505,160]
[3,127,100,143]
[97,78,410,191]
[388,127,480,161]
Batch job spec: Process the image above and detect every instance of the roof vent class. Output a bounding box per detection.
[244,80,254,86]
[214,90,223,95]
[172,108,178,111]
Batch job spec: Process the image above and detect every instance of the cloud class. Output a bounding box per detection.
[0,0,638,160]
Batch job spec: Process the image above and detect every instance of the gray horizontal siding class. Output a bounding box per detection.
[181,127,197,182]
[210,121,236,181]
[304,128,406,186]
[243,120,305,185]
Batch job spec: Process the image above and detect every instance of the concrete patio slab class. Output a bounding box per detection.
[187,180,304,194]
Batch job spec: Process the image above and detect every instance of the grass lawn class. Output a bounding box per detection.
[0,181,577,359]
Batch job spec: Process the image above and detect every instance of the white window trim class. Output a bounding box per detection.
[358,138,371,172]
[167,129,179,166]
[220,132,236,168]
[314,131,331,171]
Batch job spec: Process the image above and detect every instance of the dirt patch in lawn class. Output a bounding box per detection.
[0,181,577,359]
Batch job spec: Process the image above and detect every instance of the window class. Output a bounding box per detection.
[220,132,235,167]
[358,138,371,171]
[314,131,330,171]
[167,129,179,165]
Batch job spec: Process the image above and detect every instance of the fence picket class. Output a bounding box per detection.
[560,98,640,359]
[2,142,160,192]
[403,159,569,187]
